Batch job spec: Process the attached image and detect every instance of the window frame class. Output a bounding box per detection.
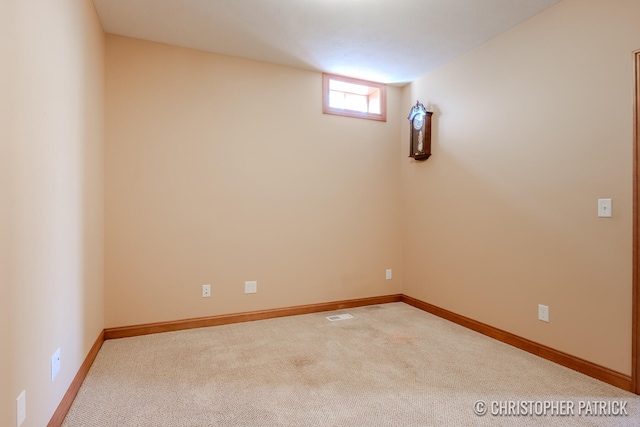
[322,73,387,122]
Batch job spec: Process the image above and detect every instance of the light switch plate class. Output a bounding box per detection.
[598,198,612,218]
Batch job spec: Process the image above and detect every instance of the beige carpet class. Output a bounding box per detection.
[62,303,639,426]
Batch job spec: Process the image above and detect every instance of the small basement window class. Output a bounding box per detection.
[322,73,386,122]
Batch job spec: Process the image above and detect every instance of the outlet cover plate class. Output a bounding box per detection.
[385,269,392,280]
[51,348,61,382]
[16,390,26,427]
[244,281,257,294]
[538,304,549,322]
[202,284,211,298]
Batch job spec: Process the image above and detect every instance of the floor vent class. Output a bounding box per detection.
[326,314,354,322]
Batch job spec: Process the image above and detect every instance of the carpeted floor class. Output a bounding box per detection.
[62,302,639,426]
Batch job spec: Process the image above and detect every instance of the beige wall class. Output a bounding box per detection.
[1,1,14,425]
[401,0,640,375]
[104,36,403,328]
[3,0,105,426]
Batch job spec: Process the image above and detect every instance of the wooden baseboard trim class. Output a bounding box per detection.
[104,294,403,340]
[401,294,632,392]
[47,331,105,427]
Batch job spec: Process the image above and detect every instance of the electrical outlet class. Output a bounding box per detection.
[385,269,392,280]
[51,348,61,382]
[202,284,211,298]
[538,304,549,322]
[244,281,257,294]
[16,390,26,427]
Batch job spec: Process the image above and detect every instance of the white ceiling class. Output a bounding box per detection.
[92,0,561,85]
